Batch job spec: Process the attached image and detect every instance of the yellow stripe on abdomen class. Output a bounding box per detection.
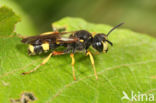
[41,43,49,51]
[28,44,35,53]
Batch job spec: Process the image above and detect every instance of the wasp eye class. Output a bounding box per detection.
[92,41,103,52]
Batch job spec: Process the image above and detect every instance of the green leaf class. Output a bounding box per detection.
[0,6,20,36]
[0,7,156,103]
[0,0,37,35]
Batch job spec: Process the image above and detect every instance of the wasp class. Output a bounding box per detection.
[21,23,124,80]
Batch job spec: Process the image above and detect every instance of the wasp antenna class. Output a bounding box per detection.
[106,40,113,46]
[107,22,124,36]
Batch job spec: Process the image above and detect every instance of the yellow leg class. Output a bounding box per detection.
[86,51,98,80]
[22,51,65,75]
[22,53,53,75]
[70,53,76,80]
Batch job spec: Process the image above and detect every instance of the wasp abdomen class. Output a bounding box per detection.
[28,42,60,55]
[28,44,43,55]
[28,42,50,55]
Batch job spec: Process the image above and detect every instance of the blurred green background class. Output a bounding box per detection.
[1,0,156,37]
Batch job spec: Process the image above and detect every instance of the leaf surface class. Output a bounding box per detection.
[0,6,20,36]
[0,7,156,103]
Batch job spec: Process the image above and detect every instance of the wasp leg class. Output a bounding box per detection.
[22,51,64,75]
[70,53,76,80]
[86,51,98,80]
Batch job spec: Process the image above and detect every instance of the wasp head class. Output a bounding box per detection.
[92,33,112,52]
[92,22,124,53]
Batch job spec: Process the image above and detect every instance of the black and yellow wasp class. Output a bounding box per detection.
[21,23,124,80]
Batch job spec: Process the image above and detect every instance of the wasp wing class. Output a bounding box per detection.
[56,37,78,43]
[21,34,60,44]
[40,31,74,36]
[21,32,76,44]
